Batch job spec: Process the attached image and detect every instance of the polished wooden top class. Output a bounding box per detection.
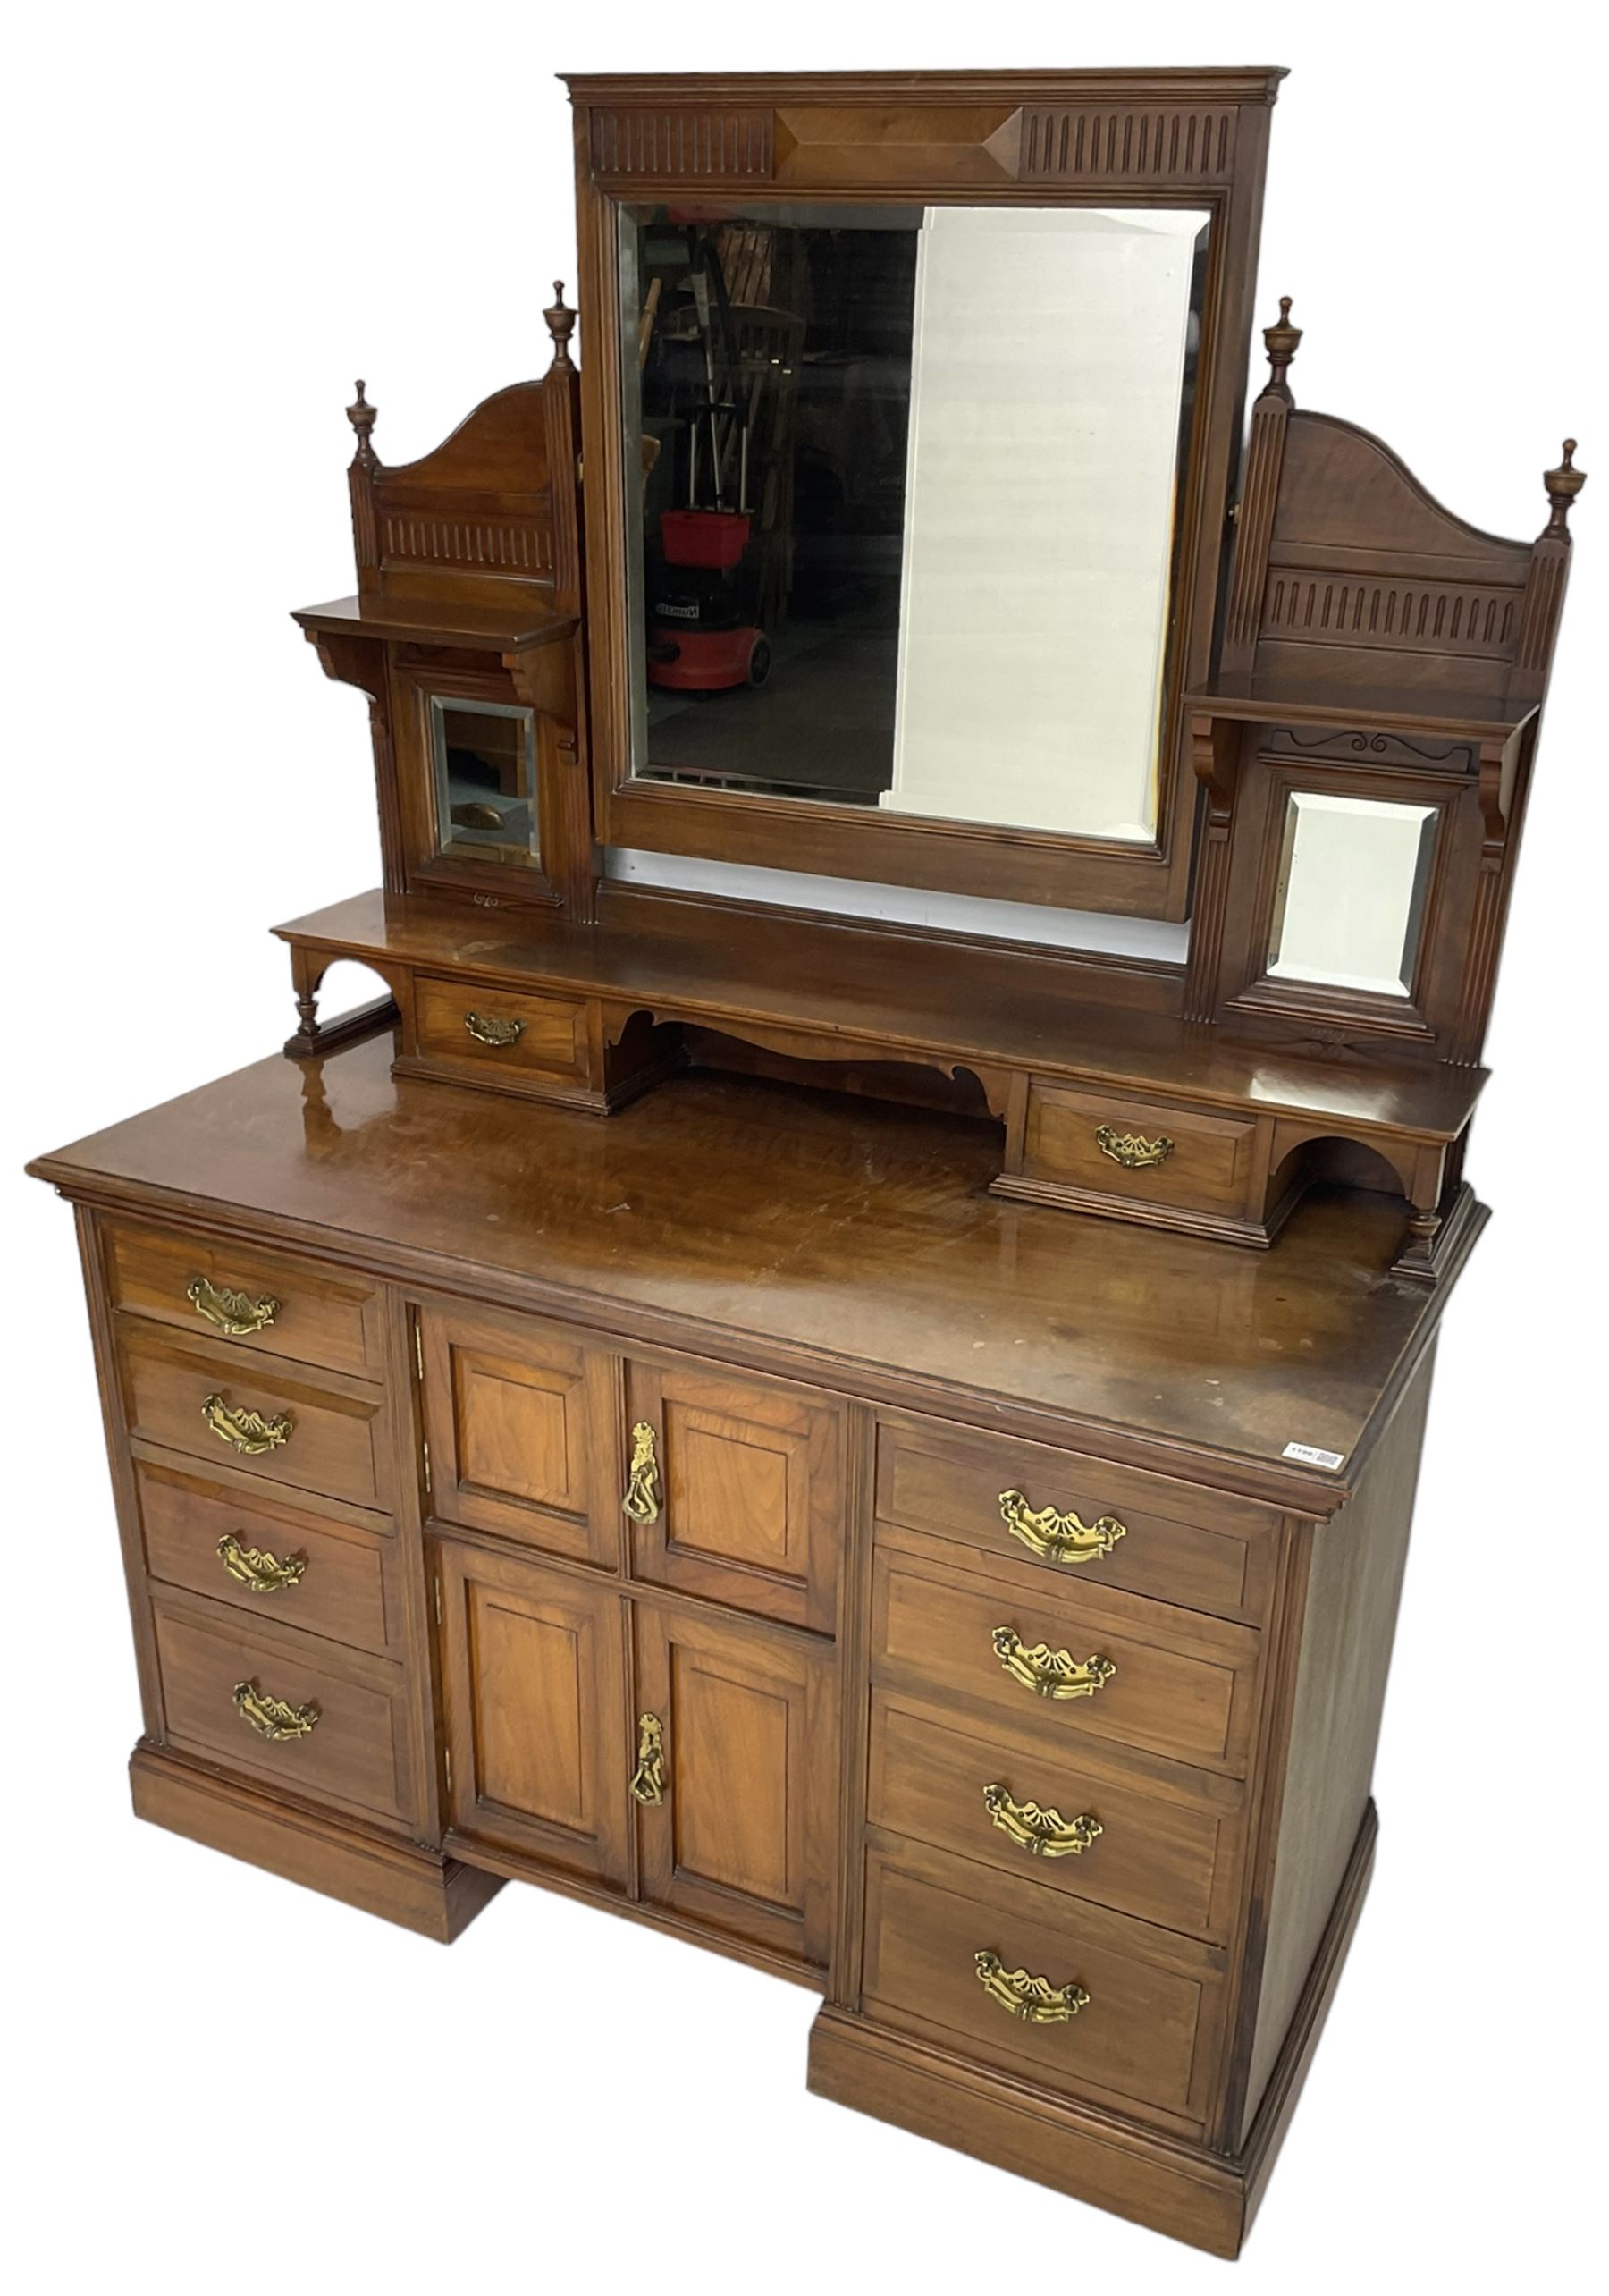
[293,595,577,653]
[30,1034,1478,1515]
[275,889,1487,1144]
[1185,680,1537,746]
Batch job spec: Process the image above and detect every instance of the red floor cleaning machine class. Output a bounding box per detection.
[646,268,771,693]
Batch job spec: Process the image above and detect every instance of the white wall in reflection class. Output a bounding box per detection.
[883,205,1207,841]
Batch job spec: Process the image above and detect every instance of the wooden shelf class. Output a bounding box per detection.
[274,886,1487,1148]
[292,594,577,654]
[1184,680,1537,747]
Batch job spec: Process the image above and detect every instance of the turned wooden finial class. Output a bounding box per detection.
[346,380,379,472]
[544,281,577,371]
[1543,438,1586,538]
[1263,295,1302,398]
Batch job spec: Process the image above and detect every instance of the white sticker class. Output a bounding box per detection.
[1282,1440,1345,1470]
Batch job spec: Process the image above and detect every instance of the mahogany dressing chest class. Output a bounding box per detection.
[29,67,1584,2257]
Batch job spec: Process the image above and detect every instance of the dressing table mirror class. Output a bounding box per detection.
[29,63,1583,2261]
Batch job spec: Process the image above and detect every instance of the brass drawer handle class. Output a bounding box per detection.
[974,1950,1090,2025]
[991,1628,1116,1702]
[202,1393,294,1456]
[1095,1124,1174,1169]
[217,1531,306,1594]
[187,1273,280,1337]
[232,1679,320,1741]
[998,1489,1127,1568]
[629,1711,666,1806]
[464,1010,526,1047]
[982,1784,1102,1860]
[621,1421,661,1524]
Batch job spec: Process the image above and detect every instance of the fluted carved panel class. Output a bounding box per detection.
[1513,550,1567,675]
[1261,573,1522,657]
[590,107,773,179]
[380,515,555,579]
[1020,106,1235,181]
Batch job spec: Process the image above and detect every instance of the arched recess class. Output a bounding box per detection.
[285,953,402,1059]
[1268,1130,1414,1217]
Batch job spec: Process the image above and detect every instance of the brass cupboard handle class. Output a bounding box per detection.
[974,1950,1090,2025]
[202,1393,294,1456]
[998,1489,1127,1568]
[217,1532,306,1594]
[1094,1125,1174,1169]
[620,1421,661,1524]
[982,1784,1102,1860]
[232,1680,320,1741]
[991,1628,1116,1702]
[464,1010,526,1047]
[188,1274,280,1337]
[629,1711,666,1806]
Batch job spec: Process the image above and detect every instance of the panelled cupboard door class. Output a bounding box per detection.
[633,1601,837,1971]
[420,1304,617,1567]
[624,1362,842,1632]
[435,1540,629,1887]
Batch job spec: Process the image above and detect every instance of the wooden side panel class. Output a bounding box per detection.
[627,1361,842,1632]
[435,1539,629,1885]
[421,1304,617,1566]
[1233,1343,1436,2140]
[634,1600,837,1969]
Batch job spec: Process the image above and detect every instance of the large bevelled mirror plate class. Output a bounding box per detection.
[616,198,1209,843]
[1267,791,1438,1000]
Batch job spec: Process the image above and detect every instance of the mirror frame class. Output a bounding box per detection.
[567,69,1285,923]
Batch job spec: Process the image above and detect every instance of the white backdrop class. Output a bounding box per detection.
[4,6,1602,2292]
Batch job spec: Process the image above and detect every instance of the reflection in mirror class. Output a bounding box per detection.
[429,696,540,868]
[1267,792,1437,999]
[617,200,1208,840]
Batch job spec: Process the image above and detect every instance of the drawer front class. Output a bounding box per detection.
[120,1326,389,1510]
[876,1416,1276,1623]
[872,1541,1260,1777]
[103,1219,383,1379]
[152,1592,415,1828]
[1024,1081,1260,1216]
[624,1360,842,1633]
[863,1844,1223,2128]
[413,974,588,1082]
[868,1692,1237,1940]
[420,1304,616,1567]
[138,1462,401,1657]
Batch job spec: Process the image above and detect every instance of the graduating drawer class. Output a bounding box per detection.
[103,1219,384,1380]
[137,1461,401,1657]
[876,1415,1276,1624]
[872,1534,1261,1778]
[119,1324,391,1511]
[862,1841,1226,2131]
[151,1590,416,1831]
[412,975,589,1084]
[1023,1081,1262,1218]
[867,1691,1240,1941]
